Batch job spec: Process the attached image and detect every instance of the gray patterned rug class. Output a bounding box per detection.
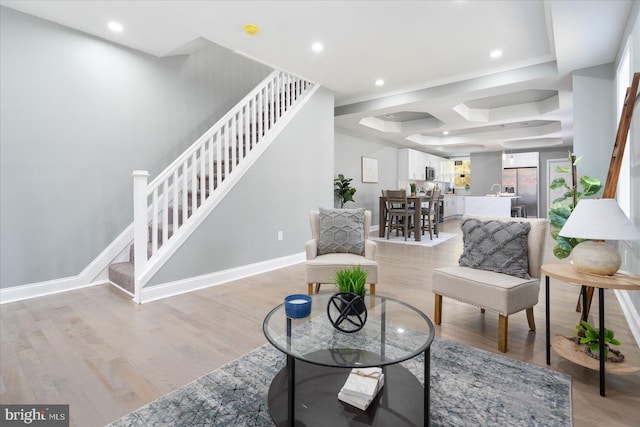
[108,335,571,427]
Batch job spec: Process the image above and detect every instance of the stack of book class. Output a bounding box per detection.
[338,367,384,411]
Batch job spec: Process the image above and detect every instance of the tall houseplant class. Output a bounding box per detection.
[334,174,356,208]
[548,152,602,259]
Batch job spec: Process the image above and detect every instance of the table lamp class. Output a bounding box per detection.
[558,198,640,275]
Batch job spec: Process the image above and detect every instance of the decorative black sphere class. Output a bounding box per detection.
[327,292,367,333]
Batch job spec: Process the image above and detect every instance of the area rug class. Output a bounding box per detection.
[107,335,571,426]
[370,231,458,248]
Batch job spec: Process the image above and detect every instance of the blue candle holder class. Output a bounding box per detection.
[284,294,312,318]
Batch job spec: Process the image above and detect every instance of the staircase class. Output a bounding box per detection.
[107,70,317,302]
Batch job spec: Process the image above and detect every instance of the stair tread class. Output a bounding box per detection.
[108,262,134,294]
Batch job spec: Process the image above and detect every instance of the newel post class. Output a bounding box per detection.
[132,170,149,304]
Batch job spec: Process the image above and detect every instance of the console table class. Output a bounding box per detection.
[542,263,640,396]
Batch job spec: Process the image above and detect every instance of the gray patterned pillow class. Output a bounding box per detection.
[459,218,531,279]
[318,208,365,255]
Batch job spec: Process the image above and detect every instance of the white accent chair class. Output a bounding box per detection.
[305,210,378,295]
[432,215,548,352]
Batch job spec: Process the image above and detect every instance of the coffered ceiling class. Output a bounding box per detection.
[1,0,633,157]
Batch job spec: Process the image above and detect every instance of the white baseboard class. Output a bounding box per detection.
[614,289,640,349]
[1,253,305,305]
[1,275,88,304]
[139,252,306,303]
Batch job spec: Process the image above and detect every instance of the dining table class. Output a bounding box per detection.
[378,194,441,241]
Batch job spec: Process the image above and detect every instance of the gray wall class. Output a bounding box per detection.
[334,129,401,226]
[469,152,502,196]
[0,7,272,288]
[149,87,334,285]
[572,64,616,183]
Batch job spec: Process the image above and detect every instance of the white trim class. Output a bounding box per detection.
[0,225,134,305]
[2,275,87,304]
[83,224,134,283]
[614,289,640,349]
[1,252,305,305]
[139,252,306,304]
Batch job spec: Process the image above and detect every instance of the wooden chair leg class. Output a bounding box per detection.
[307,283,313,295]
[434,294,442,325]
[314,284,321,294]
[369,283,376,295]
[526,307,536,331]
[498,315,508,353]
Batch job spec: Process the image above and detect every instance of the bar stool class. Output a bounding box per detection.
[511,205,527,218]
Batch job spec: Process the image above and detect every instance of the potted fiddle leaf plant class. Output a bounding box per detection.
[334,174,356,208]
[548,152,602,259]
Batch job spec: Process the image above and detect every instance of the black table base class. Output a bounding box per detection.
[268,353,425,426]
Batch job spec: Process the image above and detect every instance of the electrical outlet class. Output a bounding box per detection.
[277,231,283,241]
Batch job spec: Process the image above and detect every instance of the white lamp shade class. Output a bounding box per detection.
[558,198,640,241]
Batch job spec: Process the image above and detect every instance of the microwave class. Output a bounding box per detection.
[426,166,436,181]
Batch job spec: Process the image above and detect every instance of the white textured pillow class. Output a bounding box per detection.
[458,218,531,279]
[318,208,365,255]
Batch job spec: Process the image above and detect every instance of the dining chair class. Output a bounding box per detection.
[421,189,441,239]
[383,189,415,241]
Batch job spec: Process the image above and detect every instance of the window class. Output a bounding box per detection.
[454,159,471,188]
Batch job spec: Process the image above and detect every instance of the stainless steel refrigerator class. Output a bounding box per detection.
[502,167,538,217]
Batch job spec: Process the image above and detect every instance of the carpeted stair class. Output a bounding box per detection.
[109,137,257,294]
[108,187,201,294]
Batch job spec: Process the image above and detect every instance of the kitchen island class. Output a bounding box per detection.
[464,195,519,217]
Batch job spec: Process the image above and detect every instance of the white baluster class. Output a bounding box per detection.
[162,180,169,245]
[151,188,158,254]
[132,170,149,304]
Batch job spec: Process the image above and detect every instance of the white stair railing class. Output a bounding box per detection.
[131,70,314,302]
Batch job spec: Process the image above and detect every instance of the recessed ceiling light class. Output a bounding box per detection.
[375,79,384,87]
[442,131,449,135]
[108,21,124,32]
[311,42,324,53]
[489,49,503,59]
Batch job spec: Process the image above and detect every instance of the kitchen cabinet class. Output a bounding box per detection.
[398,148,447,181]
[398,148,426,180]
[443,195,465,219]
[502,152,539,168]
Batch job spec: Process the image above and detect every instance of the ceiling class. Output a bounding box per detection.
[1,0,633,157]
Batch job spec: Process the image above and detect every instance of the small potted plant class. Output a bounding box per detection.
[334,266,368,315]
[410,183,417,196]
[574,320,624,362]
[334,174,356,208]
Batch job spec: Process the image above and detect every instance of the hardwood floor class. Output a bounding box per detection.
[1,219,639,426]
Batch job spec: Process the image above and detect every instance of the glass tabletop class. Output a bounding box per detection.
[263,293,435,368]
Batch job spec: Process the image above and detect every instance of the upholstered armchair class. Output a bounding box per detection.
[432,215,548,352]
[305,208,378,295]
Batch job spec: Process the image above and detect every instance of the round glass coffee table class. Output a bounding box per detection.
[263,293,435,426]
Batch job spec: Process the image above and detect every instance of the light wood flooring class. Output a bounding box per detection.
[1,219,639,426]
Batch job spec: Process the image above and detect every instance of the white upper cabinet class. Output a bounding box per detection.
[398,148,448,181]
[502,152,539,168]
[398,148,426,180]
